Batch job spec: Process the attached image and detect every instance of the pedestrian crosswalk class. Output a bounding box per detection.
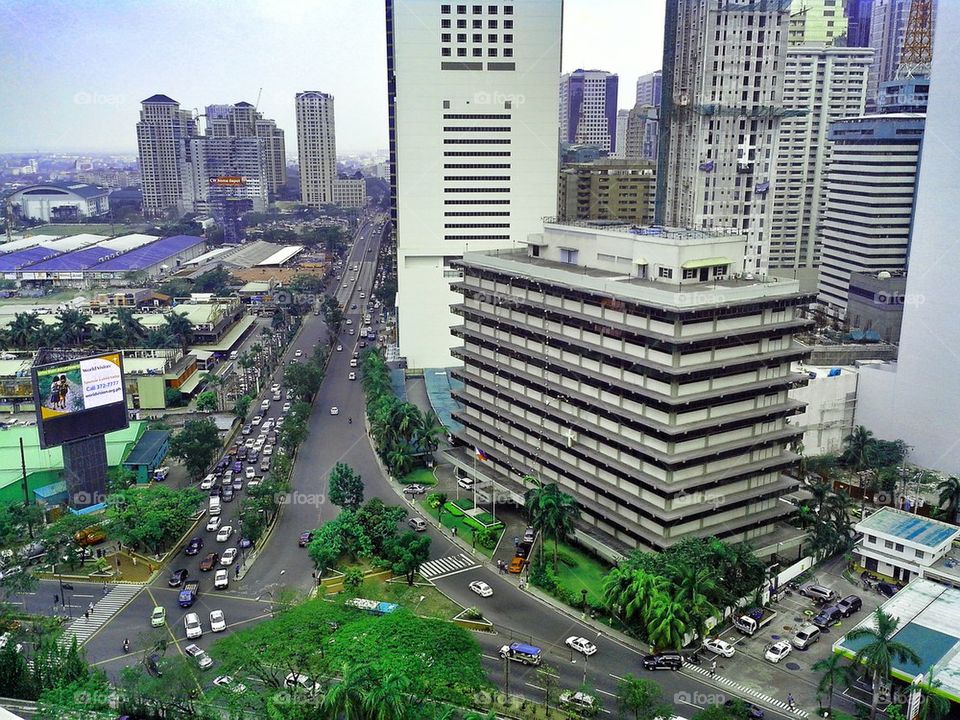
[418,553,478,580]
[60,584,142,647]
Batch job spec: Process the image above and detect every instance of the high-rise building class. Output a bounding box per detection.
[866,0,937,109]
[203,102,287,196]
[613,108,630,158]
[386,0,562,369]
[450,221,811,551]
[854,2,959,473]
[764,46,873,272]
[623,103,659,162]
[183,137,269,216]
[815,111,924,314]
[788,0,850,46]
[846,0,875,47]
[559,69,619,153]
[295,91,337,207]
[635,70,663,107]
[656,0,791,273]
[557,159,656,225]
[136,94,197,217]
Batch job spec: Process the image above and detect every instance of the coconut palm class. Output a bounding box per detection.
[524,480,551,566]
[7,311,42,349]
[602,566,663,628]
[669,564,719,644]
[415,408,446,452]
[936,476,960,523]
[162,311,194,353]
[90,321,126,349]
[115,308,146,347]
[145,327,178,350]
[918,674,950,720]
[809,479,833,516]
[385,444,414,477]
[538,485,580,569]
[55,308,93,346]
[645,592,688,650]
[200,372,226,412]
[362,671,415,720]
[812,652,853,713]
[843,425,876,471]
[847,608,922,720]
[323,664,369,720]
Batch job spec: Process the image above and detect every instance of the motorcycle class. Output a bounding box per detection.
[123,639,129,653]
[348,417,353,424]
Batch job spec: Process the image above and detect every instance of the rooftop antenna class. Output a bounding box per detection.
[254,87,263,112]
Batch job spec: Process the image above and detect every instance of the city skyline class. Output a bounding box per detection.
[0,0,665,156]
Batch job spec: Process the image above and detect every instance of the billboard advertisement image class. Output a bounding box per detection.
[32,352,129,448]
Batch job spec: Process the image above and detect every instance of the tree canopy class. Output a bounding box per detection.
[170,418,221,480]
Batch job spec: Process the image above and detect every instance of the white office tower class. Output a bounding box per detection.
[613,108,630,158]
[386,0,562,369]
[856,4,960,473]
[205,102,287,196]
[763,47,873,273]
[295,91,337,207]
[656,0,790,273]
[136,94,198,217]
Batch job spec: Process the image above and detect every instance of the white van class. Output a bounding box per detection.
[209,496,221,516]
[229,351,238,360]
[260,399,270,411]
[791,623,822,650]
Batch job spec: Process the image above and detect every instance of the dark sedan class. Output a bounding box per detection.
[199,553,220,571]
[298,531,313,547]
[184,537,203,556]
[167,568,189,587]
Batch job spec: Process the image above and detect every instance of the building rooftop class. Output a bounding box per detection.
[856,508,960,548]
[10,181,108,200]
[257,246,304,266]
[142,94,178,104]
[93,235,204,272]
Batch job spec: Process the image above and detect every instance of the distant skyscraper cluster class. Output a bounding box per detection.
[559,69,619,153]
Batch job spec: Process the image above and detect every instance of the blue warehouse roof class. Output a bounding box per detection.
[94,235,204,272]
[0,246,61,271]
[858,508,960,548]
[26,245,119,272]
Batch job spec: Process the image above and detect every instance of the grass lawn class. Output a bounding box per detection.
[399,467,436,486]
[544,541,611,607]
[419,499,501,559]
[360,576,464,620]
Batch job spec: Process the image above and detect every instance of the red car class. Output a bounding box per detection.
[199,553,220,571]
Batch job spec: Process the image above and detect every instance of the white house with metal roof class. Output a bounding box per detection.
[6,182,110,222]
[855,507,960,584]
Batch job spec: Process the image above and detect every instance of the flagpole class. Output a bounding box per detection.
[473,450,477,510]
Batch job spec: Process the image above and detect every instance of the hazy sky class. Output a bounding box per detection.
[0,0,665,156]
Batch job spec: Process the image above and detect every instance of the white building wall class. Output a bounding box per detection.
[389,0,561,369]
[788,364,858,456]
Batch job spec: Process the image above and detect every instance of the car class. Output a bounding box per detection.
[263,445,274,456]
[184,612,202,639]
[271,383,281,393]
[295,349,303,357]
[812,606,843,628]
[837,594,863,617]
[336,344,343,352]
[559,691,597,714]
[214,569,229,589]
[251,415,262,426]
[469,580,493,597]
[216,525,234,542]
[282,402,291,413]
[248,449,259,463]
[260,459,271,472]
[642,653,683,670]
[220,548,238,566]
[244,466,255,480]
[232,476,243,491]
[359,341,366,348]
[403,484,426,495]
[213,675,247,694]
[184,642,213,669]
[523,526,536,543]
[232,461,242,473]
[244,438,255,449]
[221,486,235,502]
[285,672,322,697]
[348,328,355,335]
[703,638,736,658]
[185,537,203,555]
[724,700,765,719]
[348,372,356,381]
[299,531,313,547]
[350,358,358,367]
[765,640,792,663]
[150,606,166,628]
[343,282,348,287]
[200,474,217,490]
[800,583,837,604]
[199,553,220,571]
[247,479,262,491]
[351,304,358,310]
[330,406,340,415]
[457,476,475,490]
[346,319,353,325]
[565,636,598,656]
[239,537,253,549]
[408,517,428,532]
[206,516,221,532]
[168,568,189,587]
[878,581,899,598]
[145,652,163,677]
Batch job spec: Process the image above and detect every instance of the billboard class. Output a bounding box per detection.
[32,352,129,448]
[209,176,245,186]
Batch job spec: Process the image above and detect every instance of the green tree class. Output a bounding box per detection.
[812,653,852,713]
[645,592,688,650]
[169,417,221,480]
[283,361,323,402]
[162,310,195,354]
[617,675,673,720]
[54,308,94,346]
[388,531,432,586]
[195,390,218,413]
[7,311,43,349]
[692,705,739,720]
[329,463,365,511]
[603,566,664,628]
[536,664,560,713]
[918,674,951,720]
[936,476,960,523]
[0,640,33,699]
[89,321,126,349]
[35,673,113,720]
[355,499,406,557]
[234,394,252,420]
[670,564,719,644]
[847,608,922,720]
[115,308,147,347]
[193,266,234,294]
[343,567,365,593]
[539,484,580,569]
[107,485,205,554]
[843,425,876,471]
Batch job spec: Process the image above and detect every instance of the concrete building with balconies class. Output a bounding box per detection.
[449,220,813,552]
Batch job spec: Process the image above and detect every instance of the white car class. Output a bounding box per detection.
[251,415,262,426]
[247,479,262,491]
[336,345,343,352]
[559,691,597,714]
[294,349,303,357]
[282,402,291,413]
[184,643,213,669]
[214,569,229,589]
[330,406,340,416]
[348,372,356,381]
[271,383,280,393]
[220,548,238,566]
[263,445,274,456]
[565,636,598,656]
[213,675,247,694]
[241,425,251,436]
[216,525,233,542]
[200,474,216,490]
[244,438,256,448]
[245,467,255,480]
[703,638,736,658]
[765,640,793,664]
[469,580,493,598]
[457,476,475,490]
[184,612,202,639]
[346,319,353,325]
[285,672,321,697]
[209,609,226,632]
[206,516,221,532]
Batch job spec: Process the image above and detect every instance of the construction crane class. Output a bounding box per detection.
[897,0,934,79]
[254,87,263,112]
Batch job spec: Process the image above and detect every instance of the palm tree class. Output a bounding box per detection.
[538,484,579,569]
[669,564,719,644]
[323,664,375,720]
[200,372,226,412]
[7,312,42,349]
[645,591,688,650]
[144,327,178,349]
[90,321,125,349]
[163,311,194,354]
[812,653,852,713]
[918,673,950,720]
[386,444,414,477]
[115,308,147,347]
[524,480,551,566]
[362,671,415,720]
[55,308,93,346]
[847,608,922,720]
[602,566,663,628]
[415,408,446,453]
[936,476,960,523]
[809,479,833,516]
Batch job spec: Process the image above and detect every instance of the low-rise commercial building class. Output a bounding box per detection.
[333,178,367,208]
[854,508,960,585]
[5,182,110,222]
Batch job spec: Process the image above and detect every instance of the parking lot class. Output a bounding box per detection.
[696,557,887,712]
